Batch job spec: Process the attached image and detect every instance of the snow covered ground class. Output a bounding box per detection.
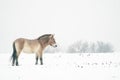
[0,53,120,80]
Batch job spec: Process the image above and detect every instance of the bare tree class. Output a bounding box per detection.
[96,41,114,53]
[67,41,114,53]
[89,42,96,53]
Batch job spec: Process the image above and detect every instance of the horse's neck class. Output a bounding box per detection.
[38,39,49,49]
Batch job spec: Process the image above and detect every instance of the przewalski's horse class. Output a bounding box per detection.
[11,34,57,66]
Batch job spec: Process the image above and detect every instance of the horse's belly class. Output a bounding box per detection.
[22,41,41,53]
[22,47,34,53]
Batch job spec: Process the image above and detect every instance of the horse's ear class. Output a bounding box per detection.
[52,34,55,37]
[49,34,53,38]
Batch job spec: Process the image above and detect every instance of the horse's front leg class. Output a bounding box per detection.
[40,57,43,65]
[35,56,38,65]
[35,52,43,65]
[39,52,43,65]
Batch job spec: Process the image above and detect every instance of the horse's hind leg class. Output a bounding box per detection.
[12,54,19,66]
[16,56,19,66]
[12,57,16,66]
[15,52,21,66]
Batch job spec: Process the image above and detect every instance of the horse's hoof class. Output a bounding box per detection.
[35,63,38,65]
[41,63,43,65]
[16,64,19,66]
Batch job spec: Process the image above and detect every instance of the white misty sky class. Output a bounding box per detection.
[0,0,120,53]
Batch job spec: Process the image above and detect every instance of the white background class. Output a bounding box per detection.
[0,0,120,53]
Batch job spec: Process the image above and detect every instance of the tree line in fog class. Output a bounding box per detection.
[45,41,114,53]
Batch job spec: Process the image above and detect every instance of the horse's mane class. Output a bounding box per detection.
[37,34,51,40]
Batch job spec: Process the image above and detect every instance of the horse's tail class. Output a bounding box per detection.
[11,42,17,65]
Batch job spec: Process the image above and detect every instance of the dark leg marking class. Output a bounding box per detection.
[12,58,15,66]
[16,56,19,66]
[40,57,43,65]
[35,56,38,65]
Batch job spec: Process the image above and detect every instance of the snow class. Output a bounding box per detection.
[0,53,120,80]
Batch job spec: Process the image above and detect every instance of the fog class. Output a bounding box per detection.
[0,0,120,53]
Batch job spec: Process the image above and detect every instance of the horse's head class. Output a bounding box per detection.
[48,34,57,48]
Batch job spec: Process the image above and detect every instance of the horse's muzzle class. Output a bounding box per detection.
[53,44,57,48]
[54,44,57,47]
